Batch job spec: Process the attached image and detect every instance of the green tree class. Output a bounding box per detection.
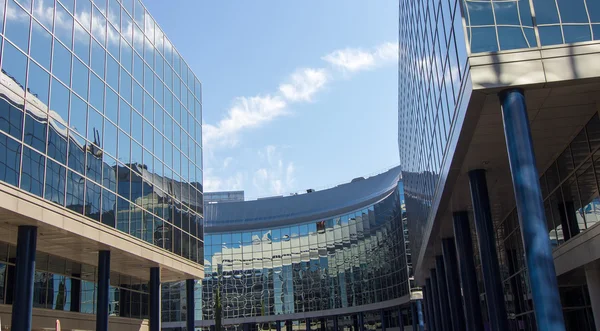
[214,284,223,331]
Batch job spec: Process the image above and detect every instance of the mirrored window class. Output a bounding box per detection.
[107,24,119,58]
[0,93,23,145]
[106,55,119,91]
[2,42,28,95]
[21,146,45,197]
[74,22,91,64]
[72,58,89,100]
[69,94,87,137]
[66,170,84,212]
[32,0,54,31]
[121,9,133,45]
[45,158,66,205]
[87,107,103,144]
[104,119,117,157]
[47,115,68,164]
[55,2,74,48]
[91,39,105,78]
[5,0,31,52]
[107,0,119,28]
[92,7,107,45]
[24,110,47,153]
[117,130,130,163]
[30,20,52,70]
[85,180,101,221]
[105,87,118,124]
[119,99,131,134]
[27,61,50,108]
[50,78,70,124]
[53,40,72,85]
[74,0,91,30]
[131,109,142,142]
[133,82,143,113]
[0,132,22,187]
[120,68,132,103]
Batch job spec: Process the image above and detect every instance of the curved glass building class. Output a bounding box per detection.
[0,0,203,329]
[164,166,423,331]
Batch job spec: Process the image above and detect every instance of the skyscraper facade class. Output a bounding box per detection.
[399,0,600,330]
[0,0,203,329]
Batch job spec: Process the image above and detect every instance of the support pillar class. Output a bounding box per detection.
[423,286,433,331]
[431,269,450,331]
[416,300,424,331]
[306,317,311,331]
[286,320,292,331]
[149,267,161,331]
[584,260,600,331]
[381,309,386,331]
[398,307,404,330]
[358,312,365,331]
[428,273,443,331]
[186,279,196,331]
[276,320,282,331]
[452,212,484,331]
[96,250,111,331]
[435,257,451,330]
[500,88,566,331]
[442,238,467,331]
[468,169,509,331]
[10,226,37,331]
[333,316,339,331]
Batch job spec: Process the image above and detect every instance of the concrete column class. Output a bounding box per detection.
[500,88,565,331]
[468,169,509,331]
[96,250,111,331]
[358,312,365,331]
[149,267,161,331]
[397,307,404,330]
[381,309,386,331]
[186,279,196,331]
[442,238,466,331]
[416,300,424,331]
[435,257,452,330]
[429,272,443,331]
[10,226,37,331]
[452,211,484,331]
[585,260,600,331]
[426,277,440,331]
[333,316,339,331]
[423,286,433,331]
[306,317,311,331]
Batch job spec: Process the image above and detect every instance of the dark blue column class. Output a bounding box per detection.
[11,226,37,331]
[186,279,196,331]
[442,238,467,331]
[416,300,424,331]
[70,274,81,312]
[276,320,282,331]
[96,250,111,331]
[423,286,432,331]
[428,273,443,331]
[452,211,484,331]
[333,316,339,331]
[468,169,509,331]
[398,308,404,330]
[435,257,452,330]
[500,88,566,331]
[381,310,387,331]
[149,267,161,331]
[358,312,365,331]
[306,318,311,331]
[286,320,293,331]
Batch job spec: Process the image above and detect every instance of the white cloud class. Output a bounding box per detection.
[223,157,234,168]
[322,42,398,72]
[204,168,244,192]
[203,95,287,148]
[252,146,296,196]
[279,68,328,102]
[204,41,397,151]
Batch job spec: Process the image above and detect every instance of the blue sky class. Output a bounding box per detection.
[143,0,399,199]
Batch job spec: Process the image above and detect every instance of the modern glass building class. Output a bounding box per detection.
[399,0,600,330]
[0,0,203,329]
[163,166,423,331]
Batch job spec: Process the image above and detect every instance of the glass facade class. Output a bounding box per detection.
[162,171,415,328]
[0,0,203,262]
[201,189,409,320]
[463,0,600,53]
[398,0,469,261]
[0,242,150,318]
